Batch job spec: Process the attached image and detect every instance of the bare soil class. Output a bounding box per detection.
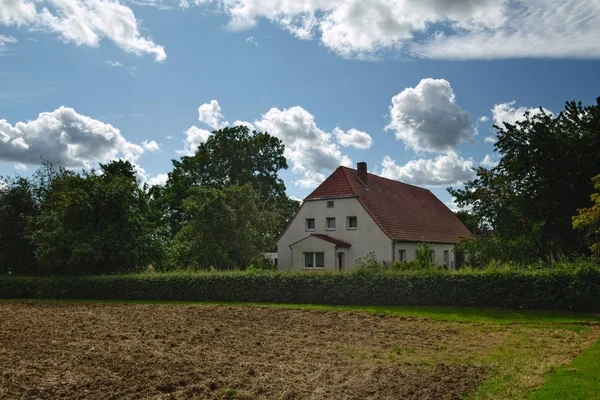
[0,302,585,399]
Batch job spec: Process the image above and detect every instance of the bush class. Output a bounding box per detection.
[1,266,599,312]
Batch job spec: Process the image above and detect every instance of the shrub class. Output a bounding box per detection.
[1,266,599,312]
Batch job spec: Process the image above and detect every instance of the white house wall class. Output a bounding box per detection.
[392,242,458,269]
[277,197,392,271]
[289,236,337,272]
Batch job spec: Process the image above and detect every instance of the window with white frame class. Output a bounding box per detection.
[347,216,358,229]
[443,250,449,265]
[398,249,406,262]
[306,218,315,231]
[326,217,336,230]
[304,252,325,268]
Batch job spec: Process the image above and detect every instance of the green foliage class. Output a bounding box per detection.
[0,176,39,275]
[572,174,600,258]
[450,98,600,260]
[157,125,298,239]
[29,160,158,275]
[170,184,278,270]
[414,241,435,268]
[1,264,599,311]
[455,233,540,268]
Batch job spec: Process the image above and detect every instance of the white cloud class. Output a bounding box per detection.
[179,0,600,60]
[380,153,475,186]
[141,140,160,152]
[14,162,28,171]
[105,60,137,74]
[0,35,17,51]
[179,125,211,155]
[479,116,489,122]
[254,106,352,187]
[0,0,166,61]
[198,100,229,130]
[166,135,173,140]
[232,120,256,131]
[492,101,552,127]
[296,170,326,188]
[0,106,144,168]
[333,127,372,149]
[411,0,600,60]
[484,136,496,144]
[385,78,472,153]
[246,35,258,46]
[148,173,169,186]
[480,154,498,169]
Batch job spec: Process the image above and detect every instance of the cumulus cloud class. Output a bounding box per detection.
[492,101,553,127]
[484,136,496,144]
[380,153,475,186]
[148,173,169,186]
[182,0,600,60]
[333,127,372,149]
[254,106,352,187]
[179,125,211,155]
[0,0,166,61]
[296,170,327,188]
[480,154,498,169]
[479,116,489,122]
[385,78,472,153]
[14,162,27,171]
[141,140,160,152]
[0,106,144,168]
[232,120,256,131]
[198,100,229,130]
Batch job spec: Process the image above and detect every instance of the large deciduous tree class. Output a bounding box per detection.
[156,125,299,239]
[450,97,600,260]
[170,184,278,269]
[30,160,157,275]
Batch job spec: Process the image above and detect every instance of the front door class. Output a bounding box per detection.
[337,252,344,272]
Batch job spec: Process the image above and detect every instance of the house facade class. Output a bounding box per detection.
[277,162,471,272]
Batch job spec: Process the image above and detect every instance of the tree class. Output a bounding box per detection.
[0,176,39,275]
[157,125,298,239]
[572,174,600,257]
[450,97,600,260]
[170,184,278,269]
[29,160,157,275]
[454,210,481,234]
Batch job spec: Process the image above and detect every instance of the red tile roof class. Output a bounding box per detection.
[305,166,471,244]
[310,234,352,248]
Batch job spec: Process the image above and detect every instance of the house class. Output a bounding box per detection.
[277,162,471,271]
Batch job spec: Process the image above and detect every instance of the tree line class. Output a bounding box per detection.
[451,97,600,267]
[0,126,299,275]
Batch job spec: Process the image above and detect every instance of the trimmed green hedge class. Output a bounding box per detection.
[1,268,599,312]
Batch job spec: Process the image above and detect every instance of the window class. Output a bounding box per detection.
[304,252,325,268]
[327,200,334,208]
[443,250,449,265]
[398,249,406,262]
[326,217,336,230]
[306,218,315,231]
[347,216,358,229]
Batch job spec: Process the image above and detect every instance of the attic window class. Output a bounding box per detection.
[327,200,334,208]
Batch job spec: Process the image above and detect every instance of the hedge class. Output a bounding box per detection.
[1,268,600,312]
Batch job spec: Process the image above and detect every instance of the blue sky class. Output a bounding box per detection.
[1,0,600,206]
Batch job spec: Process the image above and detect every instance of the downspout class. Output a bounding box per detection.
[289,245,294,271]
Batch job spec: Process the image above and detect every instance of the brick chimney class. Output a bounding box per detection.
[357,162,367,183]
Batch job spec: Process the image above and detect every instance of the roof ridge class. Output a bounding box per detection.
[339,165,358,197]
[338,165,430,192]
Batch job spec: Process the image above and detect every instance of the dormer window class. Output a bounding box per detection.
[327,200,334,208]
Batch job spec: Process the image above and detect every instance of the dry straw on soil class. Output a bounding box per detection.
[0,302,596,399]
